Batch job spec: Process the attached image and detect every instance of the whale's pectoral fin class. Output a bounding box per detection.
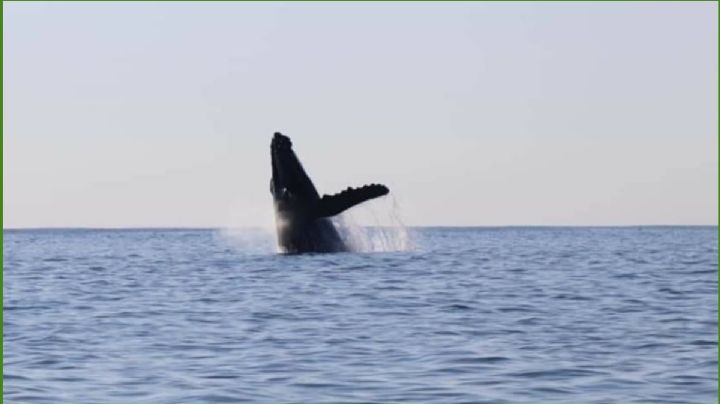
[315,184,389,217]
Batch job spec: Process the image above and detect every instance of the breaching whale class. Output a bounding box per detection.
[270,132,389,253]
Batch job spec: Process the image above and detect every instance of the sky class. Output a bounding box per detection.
[3,2,718,228]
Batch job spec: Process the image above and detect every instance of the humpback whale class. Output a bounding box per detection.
[270,132,389,253]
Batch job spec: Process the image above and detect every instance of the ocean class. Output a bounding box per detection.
[3,226,717,403]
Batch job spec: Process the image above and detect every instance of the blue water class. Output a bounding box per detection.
[3,227,718,403]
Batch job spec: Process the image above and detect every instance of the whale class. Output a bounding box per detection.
[270,132,389,253]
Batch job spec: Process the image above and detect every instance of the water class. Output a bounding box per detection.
[4,227,717,403]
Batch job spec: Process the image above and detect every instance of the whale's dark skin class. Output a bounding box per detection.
[270,132,389,253]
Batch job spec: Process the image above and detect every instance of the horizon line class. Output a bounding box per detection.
[3,224,718,231]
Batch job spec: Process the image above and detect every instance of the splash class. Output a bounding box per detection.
[332,194,415,253]
[219,195,413,254]
[216,226,277,253]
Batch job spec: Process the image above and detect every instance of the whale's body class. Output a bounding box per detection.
[270,132,388,253]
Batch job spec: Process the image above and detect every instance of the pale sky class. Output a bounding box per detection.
[4,2,717,228]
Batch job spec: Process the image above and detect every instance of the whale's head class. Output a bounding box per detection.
[270,132,320,214]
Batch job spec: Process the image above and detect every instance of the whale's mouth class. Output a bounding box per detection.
[270,132,319,202]
[271,132,292,152]
[270,132,293,196]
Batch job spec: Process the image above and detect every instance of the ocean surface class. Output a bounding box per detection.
[3,226,718,403]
